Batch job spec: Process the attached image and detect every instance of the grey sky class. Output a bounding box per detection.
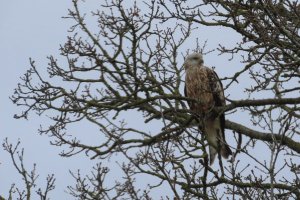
[0,1,254,199]
[0,1,92,199]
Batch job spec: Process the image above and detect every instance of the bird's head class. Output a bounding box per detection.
[183,53,204,70]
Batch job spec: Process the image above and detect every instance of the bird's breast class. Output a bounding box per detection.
[185,67,214,113]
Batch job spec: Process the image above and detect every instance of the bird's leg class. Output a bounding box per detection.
[196,113,205,134]
[197,114,205,134]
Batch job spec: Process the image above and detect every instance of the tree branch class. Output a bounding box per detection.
[226,120,300,154]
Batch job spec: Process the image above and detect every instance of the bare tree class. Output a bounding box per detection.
[2,139,55,200]
[9,0,300,199]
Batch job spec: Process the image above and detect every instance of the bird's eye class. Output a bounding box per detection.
[192,57,198,60]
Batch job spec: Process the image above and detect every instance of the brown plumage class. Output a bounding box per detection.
[184,53,232,165]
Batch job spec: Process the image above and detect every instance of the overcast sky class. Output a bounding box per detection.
[0,1,96,199]
[0,1,251,199]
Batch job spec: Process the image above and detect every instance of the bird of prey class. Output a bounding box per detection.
[184,53,232,165]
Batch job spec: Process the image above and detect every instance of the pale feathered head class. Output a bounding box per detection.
[183,53,204,70]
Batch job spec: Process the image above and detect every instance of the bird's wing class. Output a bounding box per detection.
[207,68,225,123]
[207,67,232,160]
[207,68,226,138]
[212,70,226,142]
[210,69,226,106]
[184,83,192,109]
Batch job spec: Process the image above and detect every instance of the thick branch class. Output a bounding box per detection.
[226,120,300,154]
[225,97,300,111]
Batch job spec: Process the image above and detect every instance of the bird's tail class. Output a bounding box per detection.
[204,119,232,165]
